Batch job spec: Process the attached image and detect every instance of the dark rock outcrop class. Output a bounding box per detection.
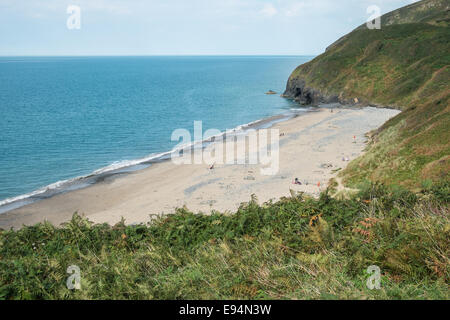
[282,77,339,106]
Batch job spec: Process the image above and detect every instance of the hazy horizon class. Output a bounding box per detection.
[0,54,315,57]
[1,0,419,56]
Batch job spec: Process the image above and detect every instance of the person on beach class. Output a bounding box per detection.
[294,178,302,185]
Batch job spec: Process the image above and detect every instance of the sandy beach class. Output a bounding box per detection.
[0,107,400,229]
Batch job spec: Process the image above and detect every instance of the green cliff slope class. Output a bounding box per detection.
[284,0,449,189]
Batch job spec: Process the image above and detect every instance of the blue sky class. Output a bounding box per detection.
[0,0,419,56]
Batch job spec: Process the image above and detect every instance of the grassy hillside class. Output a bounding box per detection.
[341,92,449,191]
[283,0,449,189]
[0,183,448,299]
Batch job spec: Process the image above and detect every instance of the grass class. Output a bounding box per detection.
[288,23,450,108]
[0,182,448,300]
[340,92,449,189]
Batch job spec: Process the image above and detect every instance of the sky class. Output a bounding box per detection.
[0,0,420,56]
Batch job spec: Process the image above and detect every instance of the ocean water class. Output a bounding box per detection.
[0,56,312,208]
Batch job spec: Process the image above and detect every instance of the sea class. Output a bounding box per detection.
[0,55,313,212]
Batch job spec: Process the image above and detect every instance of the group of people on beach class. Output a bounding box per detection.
[293,178,322,187]
[293,178,320,187]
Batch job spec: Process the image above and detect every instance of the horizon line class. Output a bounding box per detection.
[0,54,318,58]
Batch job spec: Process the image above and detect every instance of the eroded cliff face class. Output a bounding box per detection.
[282,76,338,106]
[282,76,361,106]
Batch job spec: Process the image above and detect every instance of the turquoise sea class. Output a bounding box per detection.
[0,56,313,211]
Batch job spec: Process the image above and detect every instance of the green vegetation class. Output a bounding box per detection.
[0,183,448,300]
[341,93,449,190]
[290,23,449,108]
[285,0,449,189]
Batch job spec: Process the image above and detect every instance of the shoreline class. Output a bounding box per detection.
[0,106,400,229]
[0,108,311,215]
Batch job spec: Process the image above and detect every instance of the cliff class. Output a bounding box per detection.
[284,0,449,189]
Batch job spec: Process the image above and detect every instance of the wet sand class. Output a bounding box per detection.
[0,107,400,229]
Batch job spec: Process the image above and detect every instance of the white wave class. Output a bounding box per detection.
[0,177,75,207]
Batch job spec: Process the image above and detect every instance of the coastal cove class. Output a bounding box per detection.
[0,55,311,214]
